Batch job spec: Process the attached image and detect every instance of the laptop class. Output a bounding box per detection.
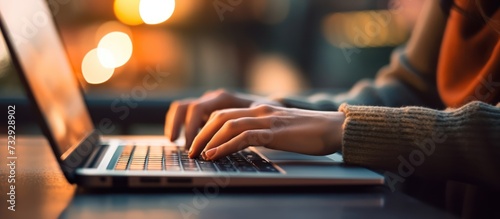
[0,0,383,188]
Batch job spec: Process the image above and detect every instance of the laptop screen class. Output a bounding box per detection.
[0,0,95,159]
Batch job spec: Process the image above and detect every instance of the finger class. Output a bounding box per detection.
[165,100,191,141]
[183,91,250,150]
[205,104,273,122]
[188,108,258,158]
[202,117,270,154]
[200,89,218,98]
[184,101,204,150]
[165,101,180,139]
[202,129,272,160]
[190,117,270,157]
[183,96,232,151]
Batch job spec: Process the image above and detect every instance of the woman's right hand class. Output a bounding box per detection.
[164,89,282,151]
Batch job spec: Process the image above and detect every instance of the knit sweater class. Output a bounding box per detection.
[276,0,500,216]
[278,0,500,185]
[339,102,500,189]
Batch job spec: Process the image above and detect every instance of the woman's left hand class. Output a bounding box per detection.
[188,104,346,160]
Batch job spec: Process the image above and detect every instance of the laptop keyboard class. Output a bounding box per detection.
[111,145,280,174]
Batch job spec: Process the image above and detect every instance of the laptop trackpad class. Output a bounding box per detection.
[254,147,337,162]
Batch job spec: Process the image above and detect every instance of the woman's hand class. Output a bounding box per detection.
[164,89,282,149]
[188,104,346,160]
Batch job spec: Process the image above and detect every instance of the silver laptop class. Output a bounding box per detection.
[0,0,383,188]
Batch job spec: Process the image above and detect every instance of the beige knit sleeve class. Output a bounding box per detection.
[339,101,500,189]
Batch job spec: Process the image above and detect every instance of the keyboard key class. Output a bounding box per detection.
[113,145,281,174]
[183,163,198,170]
[130,165,145,170]
[165,166,181,171]
[257,165,279,173]
[237,166,257,172]
[216,163,237,172]
[198,163,215,168]
[115,165,127,171]
[114,145,135,170]
[218,167,237,172]
[215,157,230,163]
[250,159,270,166]
[147,166,162,171]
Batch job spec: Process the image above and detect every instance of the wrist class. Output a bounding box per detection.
[325,111,346,153]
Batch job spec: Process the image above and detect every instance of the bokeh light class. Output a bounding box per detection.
[82,49,115,84]
[114,0,143,26]
[139,0,176,25]
[322,10,408,48]
[97,31,133,68]
[247,55,305,96]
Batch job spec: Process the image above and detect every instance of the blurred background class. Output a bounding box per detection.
[0,0,424,135]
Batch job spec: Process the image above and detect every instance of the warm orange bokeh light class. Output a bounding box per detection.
[97,31,133,68]
[322,10,408,48]
[114,0,143,26]
[140,0,175,24]
[82,49,115,84]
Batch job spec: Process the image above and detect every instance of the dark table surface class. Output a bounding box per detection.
[0,136,457,219]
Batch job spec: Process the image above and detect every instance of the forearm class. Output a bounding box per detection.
[339,101,500,189]
[275,0,446,111]
[277,75,441,111]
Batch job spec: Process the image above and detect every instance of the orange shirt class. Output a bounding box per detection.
[437,0,500,107]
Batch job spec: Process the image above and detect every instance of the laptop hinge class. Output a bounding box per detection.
[59,130,101,183]
[83,143,109,168]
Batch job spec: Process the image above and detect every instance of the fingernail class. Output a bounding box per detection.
[205,148,217,159]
